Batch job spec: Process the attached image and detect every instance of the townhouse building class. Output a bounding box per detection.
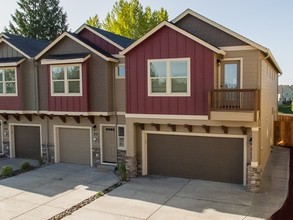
[0,9,282,192]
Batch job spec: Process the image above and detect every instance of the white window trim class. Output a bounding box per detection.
[117,125,126,150]
[0,67,18,96]
[50,64,83,96]
[148,58,191,97]
[116,64,125,79]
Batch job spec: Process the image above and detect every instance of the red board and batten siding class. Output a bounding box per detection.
[125,26,214,115]
[0,66,22,110]
[48,62,89,112]
[79,29,120,54]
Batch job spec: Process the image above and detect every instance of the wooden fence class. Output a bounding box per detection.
[275,115,293,147]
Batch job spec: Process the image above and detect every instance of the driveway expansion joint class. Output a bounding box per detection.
[47,180,125,220]
[146,179,192,220]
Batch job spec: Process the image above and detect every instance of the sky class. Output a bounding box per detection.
[0,0,292,84]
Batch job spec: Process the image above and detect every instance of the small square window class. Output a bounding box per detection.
[116,64,125,78]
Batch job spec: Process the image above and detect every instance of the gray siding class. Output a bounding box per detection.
[48,37,89,55]
[175,14,248,47]
[115,78,125,112]
[0,43,23,57]
[38,65,49,111]
[89,54,114,112]
[22,59,38,110]
[0,42,38,111]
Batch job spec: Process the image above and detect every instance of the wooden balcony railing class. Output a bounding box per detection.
[209,89,260,112]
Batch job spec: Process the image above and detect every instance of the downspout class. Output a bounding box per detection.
[113,62,119,165]
[34,59,49,163]
[33,59,40,114]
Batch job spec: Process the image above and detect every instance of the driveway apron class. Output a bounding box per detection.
[0,163,119,220]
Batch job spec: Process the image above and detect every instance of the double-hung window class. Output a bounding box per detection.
[148,58,190,96]
[0,67,17,96]
[51,64,82,96]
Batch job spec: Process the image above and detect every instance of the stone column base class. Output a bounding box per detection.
[247,165,262,192]
[125,156,137,178]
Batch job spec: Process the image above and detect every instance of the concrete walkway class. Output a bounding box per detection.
[64,146,289,220]
[0,163,119,220]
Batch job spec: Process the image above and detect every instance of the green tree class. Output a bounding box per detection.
[86,14,102,28]
[102,0,168,40]
[6,0,68,41]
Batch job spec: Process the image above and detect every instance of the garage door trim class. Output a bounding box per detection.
[9,123,42,158]
[142,131,247,186]
[54,125,93,166]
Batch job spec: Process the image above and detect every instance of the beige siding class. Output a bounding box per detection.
[115,78,125,112]
[260,58,278,167]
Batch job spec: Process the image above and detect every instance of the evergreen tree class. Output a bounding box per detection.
[102,0,168,40]
[6,0,68,41]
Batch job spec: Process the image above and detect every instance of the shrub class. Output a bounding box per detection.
[1,165,14,177]
[20,161,33,172]
[117,163,127,181]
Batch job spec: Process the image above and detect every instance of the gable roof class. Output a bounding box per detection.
[172,9,282,74]
[35,32,117,62]
[0,33,49,58]
[75,24,134,50]
[121,21,226,56]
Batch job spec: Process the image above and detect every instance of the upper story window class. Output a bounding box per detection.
[148,58,190,96]
[116,64,125,78]
[51,64,82,96]
[0,67,17,96]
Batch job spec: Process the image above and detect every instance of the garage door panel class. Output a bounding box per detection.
[15,126,41,160]
[59,128,90,165]
[148,134,243,184]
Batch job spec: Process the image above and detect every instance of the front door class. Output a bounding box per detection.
[102,126,117,164]
[221,61,240,107]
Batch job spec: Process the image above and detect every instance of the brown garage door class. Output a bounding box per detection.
[148,134,243,184]
[15,126,41,160]
[59,128,91,165]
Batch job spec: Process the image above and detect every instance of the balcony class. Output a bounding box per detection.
[209,89,260,121]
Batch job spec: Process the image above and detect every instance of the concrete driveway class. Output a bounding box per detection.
[0,163,119,220]
[63,147,288,220]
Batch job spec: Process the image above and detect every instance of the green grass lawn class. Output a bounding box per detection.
[278,104,293,114]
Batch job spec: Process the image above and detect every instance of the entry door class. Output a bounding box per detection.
[221,61,240,107]
[102,126,117,164]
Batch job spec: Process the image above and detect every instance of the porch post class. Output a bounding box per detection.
[247,127,262,192]
[125,118,137,178]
